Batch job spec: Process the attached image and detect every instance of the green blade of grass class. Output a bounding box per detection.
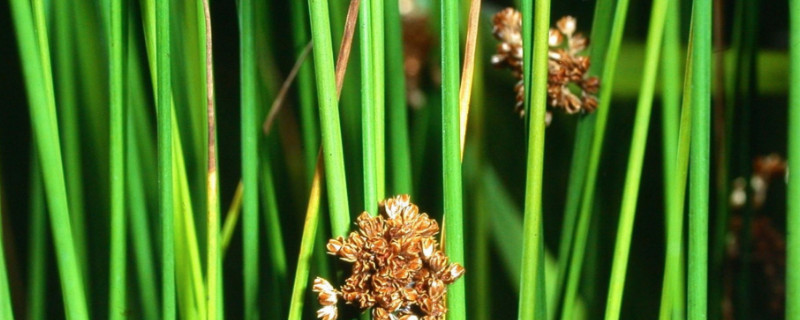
[603,0,669,318]
[288,153,324,320]
[657,1,687,318]
[518,0,550,318]
[10,0,89,317]
[360,0,378,214]
[688,0,711,318]
[155,0,176,317]
[553,0,614,310]
[290,0,320,184]
[560,0,632,317]
[26,155,47,320]
[441,0,465,318]
[372,0,386,201]
[385,0,412,196]
[260,144,288,313]
[308,0,351,237]
[108,0,128,317]
[53,0,88,282]
[788,0,800,317]
[239,0,260,317]
[0,162,13,318]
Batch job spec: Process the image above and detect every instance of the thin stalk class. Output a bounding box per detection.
[385,0,412,195]
[603,0,669,318]
[518,0,550,318]
[442,0,465,318]
[290,0,319,183]
[659,37,693,320]
[553,0,614,310]
[788,0,800,317]
[156,0,175,316]
[26,156,46,320]
[202,0,220,318]
[239,0,260,317]
[0,163,12,319]
[308,0,351,237]
[10,0,89,317]
[360,0,378,214]
[657,0,685,318]
[560,0,632,317]
[53,0,88,281]
[372,0,386,201]
[221,182,243,255]
[688,0,711,317]
[109,0,128,316]
[260,147,288,310]
[288,152,324,320]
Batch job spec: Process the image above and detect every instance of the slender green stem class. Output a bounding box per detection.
[53,0,88,282]
[385,0,412,196]
[372,0,386,201]
[658,1,686,318]
[156,0,176,317]
[239,0,260,317]
[688,0,711,318]
[221,182,243,255]
[788,0,800,317]
[109,0,128,317]
[288,153,324,320]
[603,1,668,318]
[441,0,465,318]
[290,0,319,184]
[360,0,377,214]
[10,0,89,317]
[27,155,46,320]
[308,0,351,237]
[560,0,632,317]
[260,147,288,307]
[0,163,12,319]
[553,0,614,310]
[518,0,550,318]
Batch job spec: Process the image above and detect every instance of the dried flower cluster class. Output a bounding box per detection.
[729,154,787,210]
[313,195,465,320]
[491,8,599,122]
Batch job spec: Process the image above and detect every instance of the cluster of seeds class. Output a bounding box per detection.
[491,8,600,122]
[313,195,465,320]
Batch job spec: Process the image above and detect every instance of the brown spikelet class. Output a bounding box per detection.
[313,195,464,320]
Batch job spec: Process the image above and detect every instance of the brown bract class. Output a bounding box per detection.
[314,195,464,320]
[491,9,600,123]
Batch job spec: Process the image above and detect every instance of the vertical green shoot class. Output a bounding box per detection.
[518,0,550,318]
[10,0,89,317]
[372,0,386,200]
[360,0,378,214]
[787,0,800,317]
[385,0,413,196]
[26,155,46,320]
[156,0,176,317]
[441,0,465,318]
[0,164,12,318]
[290,0,320,183]
[688,0,711,318]
[109,0,128,317]
[603,0,668,318]
[308,0,351,236]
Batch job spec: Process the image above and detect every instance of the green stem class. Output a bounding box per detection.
[26,156,46,320]
[372,0,386,200]
[688,0,711,318]
[518,0,550,318]
[560,0,632,317]
[360,0,378,214]
[308,0,351,237]
[290,0,319,184]
[441,0,465,318]
[0,163,12,319]
[385,0,413,196]
[10,0,89,317]
[156,0,175,316]
[603,0,669,318]
[109,0,128,317]
[788,0,800,317]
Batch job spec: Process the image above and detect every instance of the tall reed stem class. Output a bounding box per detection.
[787,0,800,317]
[360,0,377,214]
[442,0,465,318]
[688,0,711,318]
[518,0,550,318]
